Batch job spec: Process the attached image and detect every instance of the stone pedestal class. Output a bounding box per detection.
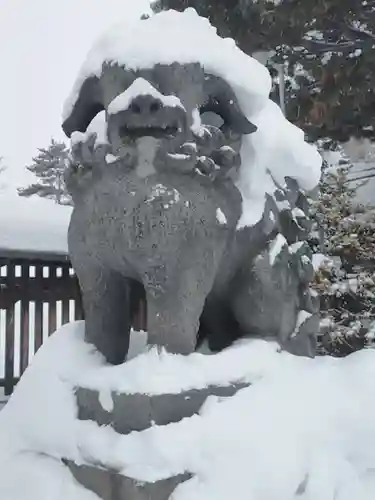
[67,382,248,500]
[68,462,191,500]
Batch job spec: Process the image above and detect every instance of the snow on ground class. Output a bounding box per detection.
[0,192,71,254]
[1,321,375,500]
[63,9,322,229]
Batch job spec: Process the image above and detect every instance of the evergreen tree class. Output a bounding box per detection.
[153,0,375,142]
[18,140,71,204]
[311,145,375,356]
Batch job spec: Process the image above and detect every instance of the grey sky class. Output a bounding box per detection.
[0,0,151,189]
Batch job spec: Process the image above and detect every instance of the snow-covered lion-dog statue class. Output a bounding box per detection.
[61,9,321,364]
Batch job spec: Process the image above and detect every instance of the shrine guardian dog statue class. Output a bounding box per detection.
[62,11,319,364]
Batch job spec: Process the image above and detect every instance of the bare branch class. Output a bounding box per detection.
[346,173,375,183]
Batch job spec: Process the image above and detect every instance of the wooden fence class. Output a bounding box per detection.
[0,250,83,395]
[0,249,147,396]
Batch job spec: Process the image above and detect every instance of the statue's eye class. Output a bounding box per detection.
[200,111,224,128]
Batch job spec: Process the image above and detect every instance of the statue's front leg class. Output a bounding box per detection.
[144,261,219,355]
[76,265,133,364]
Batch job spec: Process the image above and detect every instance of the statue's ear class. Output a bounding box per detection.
[203,75,257,135]
[62,76,104,138]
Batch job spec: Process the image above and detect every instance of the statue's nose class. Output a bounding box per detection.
[129,94,163,116]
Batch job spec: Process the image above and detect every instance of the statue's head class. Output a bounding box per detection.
[62,60,257,177]
[62,9,320,222]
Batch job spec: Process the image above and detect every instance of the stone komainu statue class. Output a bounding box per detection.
[61,10,320,364]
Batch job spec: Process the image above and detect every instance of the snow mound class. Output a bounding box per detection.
[1,322,375,499]
[238,100,322,226]
[62,9,321,228]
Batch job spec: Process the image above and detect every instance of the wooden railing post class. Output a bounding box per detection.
[61,264,71,325]
[0,251,147,396]
[34,263,44,353]
[20,263,30,375]
[4,263,15,396]
[0,252,86,395]
[48,264,57,336]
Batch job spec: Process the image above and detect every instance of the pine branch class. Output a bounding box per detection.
[302,37,367,54]
[347,173,375,183]
[343,20,375,43]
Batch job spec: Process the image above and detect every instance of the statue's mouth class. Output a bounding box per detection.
[120,124,180,141]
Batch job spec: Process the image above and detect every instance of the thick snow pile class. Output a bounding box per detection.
[0,192,71,254]
[63,8,322,228]
[1,322,375,500]
[238,99,321,226]
[62,9,271,122]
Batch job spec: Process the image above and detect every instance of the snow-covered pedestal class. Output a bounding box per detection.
[68,382,247,499]
[2,322,375,500]
[65,334,248,500]
[68,463,191,500]
[75,383,248,434]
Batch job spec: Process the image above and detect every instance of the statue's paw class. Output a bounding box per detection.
[71,132,111,170]
[165,142,197,173]
[71,131,96,166]
[194,125,225,156]
[196,151,239,182]
[290,310,319,355]
[211,146,241,170]
[195,156,218,178]
[64,158,91,199]
[180,142,197,155]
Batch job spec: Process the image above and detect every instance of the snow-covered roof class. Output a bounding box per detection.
[0,193,71,256]
[63,8,322,228]
[2,321,375,499]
